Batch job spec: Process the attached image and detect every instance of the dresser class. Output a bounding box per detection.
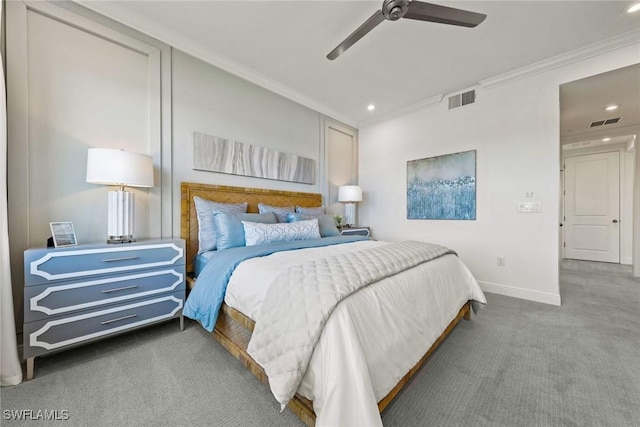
[23,239,185,380]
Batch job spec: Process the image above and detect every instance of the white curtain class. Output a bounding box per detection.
[1,0,23,386]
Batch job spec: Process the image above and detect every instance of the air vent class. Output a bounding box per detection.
[448,90,476,110]
[590,117,621,127]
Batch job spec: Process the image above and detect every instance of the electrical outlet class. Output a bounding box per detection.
[497,256,506,266]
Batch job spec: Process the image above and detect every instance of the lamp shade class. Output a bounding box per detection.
[86,148,154,187]
[338,185,362,202]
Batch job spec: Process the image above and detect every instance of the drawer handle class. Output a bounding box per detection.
[101,285,139,294]
[101,314,138,325]
[101,256,140,262]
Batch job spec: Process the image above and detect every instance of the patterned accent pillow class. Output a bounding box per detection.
[243,219,321,246]
[296,206,325,215]
[257,203,295,223]
[194,197,247,252]
[286,213,340,237]
[213,212,277,250]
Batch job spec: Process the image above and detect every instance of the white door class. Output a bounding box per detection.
[564,151,620,263]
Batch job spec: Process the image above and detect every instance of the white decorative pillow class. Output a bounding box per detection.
[242,219,321,246]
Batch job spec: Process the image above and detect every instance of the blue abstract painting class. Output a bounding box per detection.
[407,150,476,220]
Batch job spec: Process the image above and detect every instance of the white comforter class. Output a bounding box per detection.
[225,240,486,426]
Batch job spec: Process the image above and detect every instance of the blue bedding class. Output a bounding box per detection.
[183,235,369,331]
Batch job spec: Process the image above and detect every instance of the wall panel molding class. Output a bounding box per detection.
[322,118,358,217]
[6,0,172,329]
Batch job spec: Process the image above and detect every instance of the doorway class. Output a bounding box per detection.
[559,64,639,271]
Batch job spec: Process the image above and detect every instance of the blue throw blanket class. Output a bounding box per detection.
[183,235,369,331]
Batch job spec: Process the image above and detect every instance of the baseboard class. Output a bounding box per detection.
[478,281,562,306]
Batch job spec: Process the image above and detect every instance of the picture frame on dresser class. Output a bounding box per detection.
[49,222,77,247]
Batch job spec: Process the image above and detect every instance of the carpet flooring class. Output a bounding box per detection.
[2,260,638,426]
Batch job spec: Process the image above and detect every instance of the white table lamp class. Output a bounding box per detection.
[338,185,363,226]
[86,148,154,243]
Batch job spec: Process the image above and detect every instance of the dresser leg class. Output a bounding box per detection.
[26,357,34,381]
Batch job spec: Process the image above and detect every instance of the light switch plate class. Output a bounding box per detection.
[518,202,542,213]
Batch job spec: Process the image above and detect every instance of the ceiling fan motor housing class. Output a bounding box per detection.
[383,0,410,20]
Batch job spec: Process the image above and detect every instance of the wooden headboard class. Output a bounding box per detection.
[181,182,323,274]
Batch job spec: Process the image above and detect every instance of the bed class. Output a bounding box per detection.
[180,181,486,426]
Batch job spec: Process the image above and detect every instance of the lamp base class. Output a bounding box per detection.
[344,202,357,226]
[108,190,135,244]
[107,236,136,244]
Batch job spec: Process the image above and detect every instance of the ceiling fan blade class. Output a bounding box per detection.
[327,10,385,60]
[404,1,486,27]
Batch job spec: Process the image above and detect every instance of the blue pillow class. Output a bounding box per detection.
[213,212,277,250]
[193,197,247,253]
[258,203,295,223]
[287,212,340,237]
[296,206,325,215]
[243,219,321,246]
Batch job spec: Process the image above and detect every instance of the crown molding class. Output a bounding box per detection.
[362,30,640,127]
[72,1,640,130]
[480,29,640,89]
[358,94,444,128]
[74,1,358,128]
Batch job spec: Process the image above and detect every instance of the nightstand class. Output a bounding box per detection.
[339,226,371,237]
[23,238,185,380]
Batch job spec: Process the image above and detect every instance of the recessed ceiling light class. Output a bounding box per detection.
[628,3,640,13]
[367,104,375,111]
[605,104,619,111]
[602,137,611,142]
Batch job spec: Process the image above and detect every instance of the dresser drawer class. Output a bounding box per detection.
[24,241,184,286]
[24,268,185,322]
[24,291,183,359]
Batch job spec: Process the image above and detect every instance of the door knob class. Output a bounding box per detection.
[612,219,619,223]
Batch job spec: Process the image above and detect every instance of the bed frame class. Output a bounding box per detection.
[181,181,471,426]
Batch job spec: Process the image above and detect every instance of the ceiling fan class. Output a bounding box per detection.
[327,0,487,60]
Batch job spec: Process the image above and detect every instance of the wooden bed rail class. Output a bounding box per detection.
[212,301,471,426]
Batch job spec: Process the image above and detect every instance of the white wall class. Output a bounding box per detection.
[623,145,636,266]
[358,43,640,305]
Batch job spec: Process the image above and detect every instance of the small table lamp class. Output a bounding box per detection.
[338,185,363,227]
[86,148,154,243]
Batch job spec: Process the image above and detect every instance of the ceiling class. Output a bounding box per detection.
[560,63,640,146]
[80,1,640,128]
